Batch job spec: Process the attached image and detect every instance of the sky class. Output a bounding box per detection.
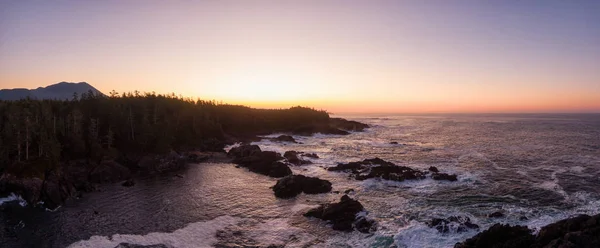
[1,0,599,113]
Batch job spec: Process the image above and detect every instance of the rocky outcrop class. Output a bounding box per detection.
[272,175,332,198]
[455,213,600,248]
[329,118,370,132]
[428,216,480,233]
[283,151,312,165]
[328,158,458,183]
[304,195,376,233]
[228,145,262,158]
[229,145,292,178]
[431,172,458,181]
[534,214,600,248]
[455,224,535,248]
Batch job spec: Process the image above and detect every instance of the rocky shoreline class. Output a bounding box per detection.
[2,116,599,248]
[0,117,368,210]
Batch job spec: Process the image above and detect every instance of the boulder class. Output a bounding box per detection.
[271,135,297,143]
[304,195,376,233]
[432,172,458,181]
[283,151,312,165]
[389,141,399,145]
[428,216,479,233]
[272,175,332,198]
[428,166,439,173]
[454,224,535,248]
[328,158,427,182]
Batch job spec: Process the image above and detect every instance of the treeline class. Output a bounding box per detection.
[0,91,329,174]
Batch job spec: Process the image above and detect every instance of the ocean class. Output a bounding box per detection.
[2,114,600,248]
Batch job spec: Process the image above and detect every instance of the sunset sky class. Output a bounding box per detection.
[1,1,599,113]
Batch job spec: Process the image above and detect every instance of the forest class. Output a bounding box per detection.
[0,91,331,177]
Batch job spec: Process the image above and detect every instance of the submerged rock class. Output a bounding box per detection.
[272,175,332,198]
[283,151,312,165]
[301,153,319,159]
[389,141,399,145]
[488,211,505,218]
[271,135,298,143]
[304,195,376,233]
[428,216,479,233]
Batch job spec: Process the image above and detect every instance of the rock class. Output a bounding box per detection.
[175,174,184,178]
[344,189,355,194]
[389,141,399,145]
[534,214,600,248]
[428,216,479,233]
[454,224,535,248]
[283,151,312,165]
[329,118,370,132]
[328,158,428,182]
[114,243,171,248]
[457,213,600,248]
[122,179,135,187]
[428,166,439,173]
[488,211,505,218]
[271,135,297,143]
[519,216,528,221]
[301,153,319,159]
[432,172,458,181]
[232,149,292,178]
[94,210,99,215]
[227,145,262,158]
[273,175,332,198]
[304,195,375,233]
[354,216,377,233]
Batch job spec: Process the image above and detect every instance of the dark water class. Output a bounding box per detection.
[1,114,599,248]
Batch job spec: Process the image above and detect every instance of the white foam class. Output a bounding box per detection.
[246,218,317,248]
[67,215,240,248]
[394,220,478,248]
[0,193,27,207]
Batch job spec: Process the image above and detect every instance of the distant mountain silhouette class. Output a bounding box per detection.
[0,82,104,100]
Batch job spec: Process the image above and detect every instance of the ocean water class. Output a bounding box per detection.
[1,114,599,248]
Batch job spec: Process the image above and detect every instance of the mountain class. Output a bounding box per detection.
[0,82,104,101]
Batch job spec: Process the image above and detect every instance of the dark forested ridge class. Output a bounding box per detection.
[0,82,103,101]
[0,90,368,208]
